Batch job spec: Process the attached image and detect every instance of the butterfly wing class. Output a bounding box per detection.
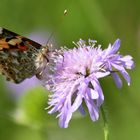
[0,27,43,83]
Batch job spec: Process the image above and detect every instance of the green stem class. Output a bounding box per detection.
[100,105,109,140]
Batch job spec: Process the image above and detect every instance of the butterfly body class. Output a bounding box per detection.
[0,27,49,83]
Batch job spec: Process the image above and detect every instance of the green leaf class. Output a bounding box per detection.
[14,86,49,129]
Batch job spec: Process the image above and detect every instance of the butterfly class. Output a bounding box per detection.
[0,27,49,83]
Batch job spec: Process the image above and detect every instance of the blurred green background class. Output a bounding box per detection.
[0,0,139,140]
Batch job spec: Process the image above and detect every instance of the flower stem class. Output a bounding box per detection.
[100,105,109,140]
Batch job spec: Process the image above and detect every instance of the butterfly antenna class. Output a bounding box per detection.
[46,9,68,46]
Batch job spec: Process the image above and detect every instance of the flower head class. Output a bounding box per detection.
[42,39,134,128]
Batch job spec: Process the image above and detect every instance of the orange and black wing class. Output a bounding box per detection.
[0,27,43,83]
[0,27,42,51]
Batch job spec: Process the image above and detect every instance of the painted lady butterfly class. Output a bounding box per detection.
[0,27,49,83]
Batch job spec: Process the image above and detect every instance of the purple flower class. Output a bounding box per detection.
[42,39,134,128]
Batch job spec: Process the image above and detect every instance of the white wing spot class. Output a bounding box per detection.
[0,27,3,34]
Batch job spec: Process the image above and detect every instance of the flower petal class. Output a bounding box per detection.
[91,79,104,106]
[58,108,72,128]
[78,105,86,115]
[90,88,99,99]
[112,72,122,88]
[111,39,121,54]
[71,94,83,112]
[84,97,99,121]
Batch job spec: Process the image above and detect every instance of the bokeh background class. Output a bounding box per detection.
[0,0,139,140]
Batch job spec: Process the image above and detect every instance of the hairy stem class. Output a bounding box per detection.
[101,105,109,140]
